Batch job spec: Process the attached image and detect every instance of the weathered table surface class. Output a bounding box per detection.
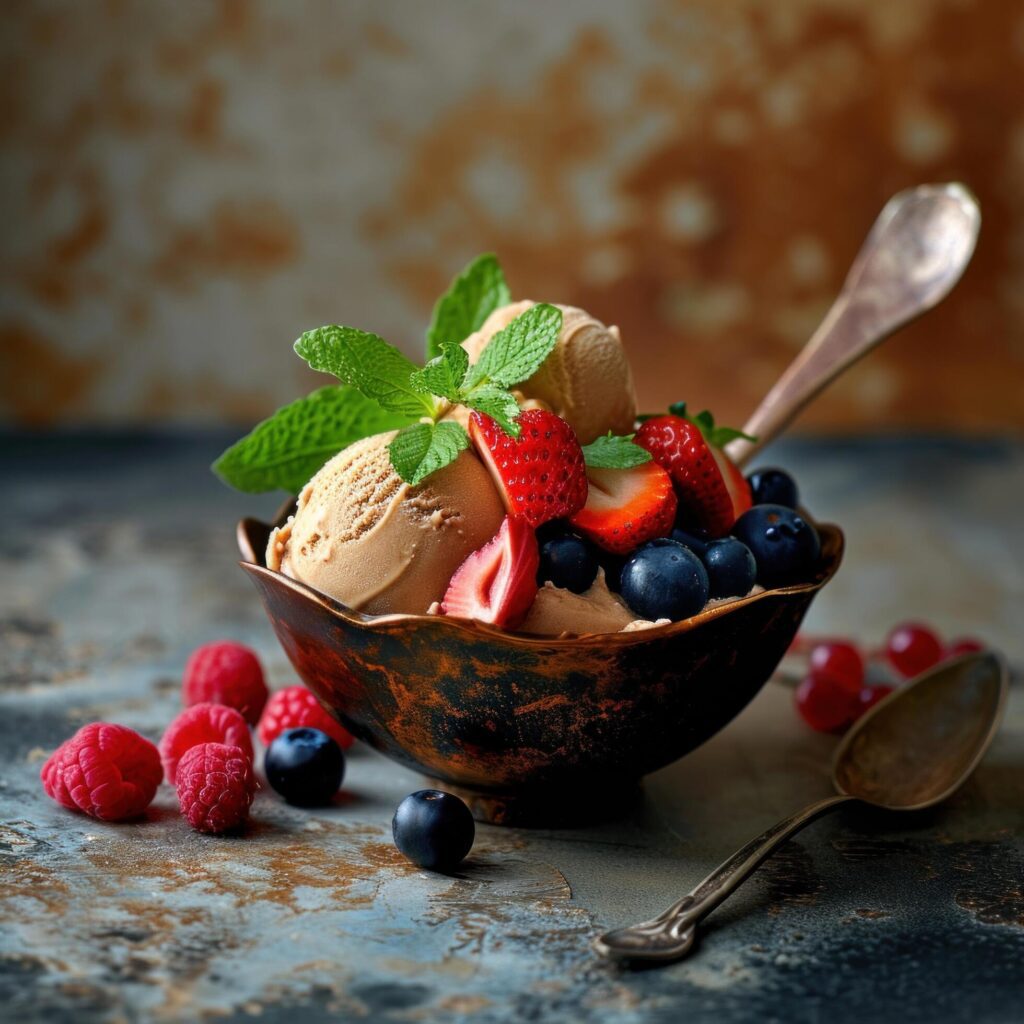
[2,432,1022,1024]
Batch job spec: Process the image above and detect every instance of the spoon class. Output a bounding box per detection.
[595,651,1007,963]
[726,182,981,466]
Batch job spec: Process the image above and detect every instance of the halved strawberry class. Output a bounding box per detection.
[568,462,677,555]
[635,407,752,537]
[468,409,588,528]
[440,516,539,629]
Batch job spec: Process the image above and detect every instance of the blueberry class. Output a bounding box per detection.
[392,790,475,872]
[670,527,709,557]
[702,537,757,598]
[265,727,344,806]
[620,538,709,621]
[747,467,799,509]
[538,533,599,594]
[597,550,627,592]
[732,504,821,588]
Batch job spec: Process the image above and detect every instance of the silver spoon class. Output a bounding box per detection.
[726,183,980,466]
[595,651,1008,963]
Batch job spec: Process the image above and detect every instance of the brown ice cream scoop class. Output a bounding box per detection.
[266,431,505,615]
[460,301,638,444]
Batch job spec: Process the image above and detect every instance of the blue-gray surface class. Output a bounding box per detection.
[1,432,1022,1024]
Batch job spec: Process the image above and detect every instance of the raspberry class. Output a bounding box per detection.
[41,723,162,821]
[160,703,254,785]
[182,641,268,725]
[175,742,256,834]
[258,686,354,751]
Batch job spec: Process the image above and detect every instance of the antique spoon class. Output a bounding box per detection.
[595,651,1007,963]
[726,182,980,466]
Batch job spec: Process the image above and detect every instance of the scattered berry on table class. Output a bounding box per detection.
[441,515,539,628]
[182,641,268,725]
[258,686,354,751]
[794,675,859,734]
[176,741,256,834]
[732,504,821,588]
[886,622,944,678]
[857,685,895,714]
[160,703,253,785]
[264,728,344,806]
[747,467,799,509]
[569,461,677,555]
[702,537,757,599]
[620,538,710,621]
[41,723,162,822]
[469,409,588,527]
[392,790,475,872]
[947,637,984,658]
[537,532,599,594]
[808,642,865,697]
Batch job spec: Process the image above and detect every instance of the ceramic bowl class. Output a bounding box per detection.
[239,511,843,825]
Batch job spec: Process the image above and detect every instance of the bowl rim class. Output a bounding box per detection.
[238,505,844,650]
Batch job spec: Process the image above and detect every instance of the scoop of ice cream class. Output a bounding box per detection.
[266,432,505,615]
[460,301,637,444]
[518,569,636,637]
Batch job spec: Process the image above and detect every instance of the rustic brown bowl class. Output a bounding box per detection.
[239,511,843,825]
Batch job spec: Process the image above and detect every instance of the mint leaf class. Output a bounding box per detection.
[410,343,469,402]
[581,432,653,470]
[466,303,562,389]
[295,326,435,418]
[426,253,511,360]
[212,386,415,494]
[460,385,521,437]
[388,420,469,485]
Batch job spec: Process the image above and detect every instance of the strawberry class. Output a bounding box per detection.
[441,515,539,629]
[635,404,752,537]
[468,409,588,528]
[569,462,677,555]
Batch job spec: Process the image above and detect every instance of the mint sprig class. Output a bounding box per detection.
[212,386,416,494]
[465,303,561,390]
[581,432,653,470]
[388,420,469,486]
[426,253,511,360]
[410,343,469,402]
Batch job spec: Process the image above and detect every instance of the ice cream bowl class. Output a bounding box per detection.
[239,513,843,826]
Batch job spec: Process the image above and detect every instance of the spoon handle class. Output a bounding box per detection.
[726,183,980,466]
[594,794,853,962]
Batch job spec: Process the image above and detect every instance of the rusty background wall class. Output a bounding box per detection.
[2,0,1023,432]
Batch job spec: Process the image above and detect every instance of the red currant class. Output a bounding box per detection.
[808,641,865,696]
[885,622,943,678]
[946,637,983,658]
[856,685,894,715]
[794,675,859,733]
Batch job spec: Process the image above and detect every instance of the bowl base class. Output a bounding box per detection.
[423,776,642,828]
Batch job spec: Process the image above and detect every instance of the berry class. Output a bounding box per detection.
[747,467,799,509]
[41,723,162,822]
[537,533,599,594]
[441,515,539,629]
[569,462,677,555]
[947,637,984,658]
[702,537,757,599]
[669,526,709,557]
[597,550,627,592]
[886,623,944,678]
[732,504,821,588]
[160,702,253,785]
[182,641,268,726]
[620,538,709,621]
[176,742,256,834]
[469,409,588,527]
[808,642,865,697]
[258,686,354,751]
[265,728,344,806]
[794,676,859,733]
[857,685,894,715]
[635,413,751,537]
[392,790,475,872]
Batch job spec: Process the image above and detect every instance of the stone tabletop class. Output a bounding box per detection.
[2,432,1021,1024]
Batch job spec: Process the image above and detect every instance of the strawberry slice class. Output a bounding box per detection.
[468,409,588,528]
[635,408,752,537]
[440,516,539,629]
[569,462,677,555]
